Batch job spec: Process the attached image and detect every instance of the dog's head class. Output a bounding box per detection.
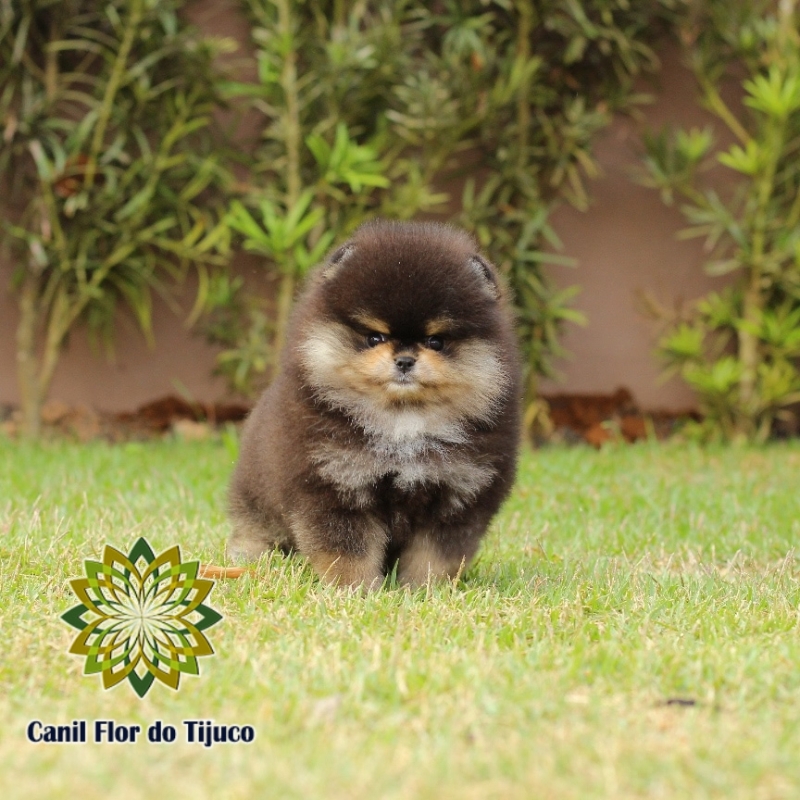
[295,221,516,440]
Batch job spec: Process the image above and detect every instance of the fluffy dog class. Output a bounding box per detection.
[228,220,521,588]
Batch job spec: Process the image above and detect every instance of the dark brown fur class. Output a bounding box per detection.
[228,220,521,588]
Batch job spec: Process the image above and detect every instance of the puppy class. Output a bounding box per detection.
[228,220,521,588]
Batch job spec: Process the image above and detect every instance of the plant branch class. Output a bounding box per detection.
[699,76,750,145]
[84,0,144,188]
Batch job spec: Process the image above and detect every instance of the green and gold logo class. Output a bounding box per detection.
[61,538,222,698]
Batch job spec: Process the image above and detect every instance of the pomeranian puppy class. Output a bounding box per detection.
[228,220,521,588]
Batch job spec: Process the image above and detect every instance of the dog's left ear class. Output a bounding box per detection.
[321,243,355,280]
[468,255,499,299]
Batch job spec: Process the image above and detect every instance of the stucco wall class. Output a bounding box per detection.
[0,16,735,413]
[538,42,735,408]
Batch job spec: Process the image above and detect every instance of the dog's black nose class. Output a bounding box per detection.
[394,355,416,373]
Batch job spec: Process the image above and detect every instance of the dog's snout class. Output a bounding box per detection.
[394,355,416,374]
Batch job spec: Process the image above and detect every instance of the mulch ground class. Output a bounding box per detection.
[0,396,250,442]
[541,386,701,447]
[1,387,698,446]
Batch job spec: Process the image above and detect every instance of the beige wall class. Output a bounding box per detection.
[0,23,736,413]
[539,42,735,409]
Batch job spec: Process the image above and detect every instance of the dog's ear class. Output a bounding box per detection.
[321,244,355,280]
[468,255,499,298]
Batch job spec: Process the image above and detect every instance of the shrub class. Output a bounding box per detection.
[641,0,800,441]
[0,0,232,435]
[208,0,676,411]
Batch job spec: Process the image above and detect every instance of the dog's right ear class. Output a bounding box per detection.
[321,244,355,280]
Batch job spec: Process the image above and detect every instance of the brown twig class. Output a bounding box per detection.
[199,564,252,579]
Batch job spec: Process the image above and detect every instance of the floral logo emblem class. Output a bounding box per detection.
[61,538,222,698]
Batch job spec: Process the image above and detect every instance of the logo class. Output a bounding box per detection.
[61,537,222,698]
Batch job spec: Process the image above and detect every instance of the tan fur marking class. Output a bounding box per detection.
[352,313,390,335]
[424,316,453,336]
[397,537,468,588]
[357,344,396,380]
[227,515,279,562]
[290,514,387,589]
[299,321,509,443]
[307,551,384,590]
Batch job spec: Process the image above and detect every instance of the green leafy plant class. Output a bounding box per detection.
[211,0,674,405]
[378,0,678,408]
[641,0,800,441]
[199,272,275,395]
[0,0,232,436]
[203,0,413,395]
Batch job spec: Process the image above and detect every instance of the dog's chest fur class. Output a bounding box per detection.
[309,429,497,512]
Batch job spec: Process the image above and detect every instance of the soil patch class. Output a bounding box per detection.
[541,386,700,447]
[1,395,250,442]
[1,388,697,445]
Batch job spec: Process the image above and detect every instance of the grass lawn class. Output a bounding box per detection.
[1,436,799,799]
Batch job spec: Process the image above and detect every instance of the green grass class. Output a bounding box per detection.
[1,437,799,799]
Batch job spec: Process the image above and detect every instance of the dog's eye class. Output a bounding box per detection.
[426,336,444,351]
[366,332,386,348]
